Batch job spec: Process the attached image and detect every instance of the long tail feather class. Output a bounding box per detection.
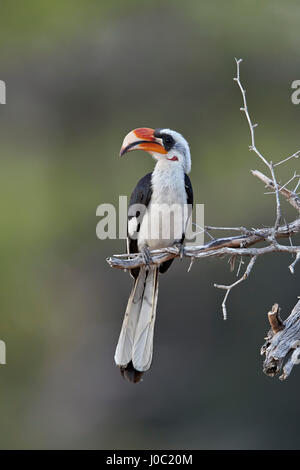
[114,267,159,383]
[132,267,158,371]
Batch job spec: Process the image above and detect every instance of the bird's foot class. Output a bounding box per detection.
[142,246,153,268]
[173,241,185,259]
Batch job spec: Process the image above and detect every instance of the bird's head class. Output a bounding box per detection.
[120,127,191,174]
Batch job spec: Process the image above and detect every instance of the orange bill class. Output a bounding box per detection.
[120,128,167,156]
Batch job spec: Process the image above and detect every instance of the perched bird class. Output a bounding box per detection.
[115,128,193,383]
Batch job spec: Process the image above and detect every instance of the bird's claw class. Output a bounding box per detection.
[142,246,153,268]
[174,242,185,259]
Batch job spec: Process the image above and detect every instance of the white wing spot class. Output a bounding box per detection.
[128,217,138,237]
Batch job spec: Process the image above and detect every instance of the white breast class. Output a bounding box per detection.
[138,161,188,251]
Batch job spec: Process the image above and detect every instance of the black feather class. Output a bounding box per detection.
[120,361,144,384]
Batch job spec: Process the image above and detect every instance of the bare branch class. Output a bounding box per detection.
[234,59,289,234]
[214,256,257,320]
[205,226,250,234]
[294,178,300,194]
[236,256,244,277]
[280,172,300,191]
[187,257,195,273]
[274,150,300,167]
[251,169,300,213]
[289,252,300,274]
[106,230,300,271]
[270,162,282,232]
[234,58,270,167]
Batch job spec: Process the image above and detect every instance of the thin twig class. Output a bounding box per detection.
[274,150,300,167]
[193,223,215,240]
[187,257,195,273]
[205,226,250,234]
[280,172,299,191]
[234,58,269,167]
[214,256,257,320]
[235,59,285,235]
[251,170,300,213]
[294,178,300,194]
[270,162,282,233]
[236,256,244,277]
[289,252,300,274]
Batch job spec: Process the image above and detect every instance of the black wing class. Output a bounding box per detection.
[127,172,153,279]
[184,173,194,207]
[159,173,194,274]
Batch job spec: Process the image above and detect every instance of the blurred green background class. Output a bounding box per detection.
[0,0,299,449]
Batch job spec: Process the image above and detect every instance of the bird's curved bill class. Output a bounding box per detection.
[119,128,167,156]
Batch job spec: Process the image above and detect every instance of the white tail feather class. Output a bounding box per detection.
[132,268,158,371]
[114,267,159,372]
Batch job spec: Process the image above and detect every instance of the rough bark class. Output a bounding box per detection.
[261,300,300,380]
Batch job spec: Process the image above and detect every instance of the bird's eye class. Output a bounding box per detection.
[162,134,174,150]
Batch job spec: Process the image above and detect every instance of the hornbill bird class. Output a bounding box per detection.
[115,127,193,383]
